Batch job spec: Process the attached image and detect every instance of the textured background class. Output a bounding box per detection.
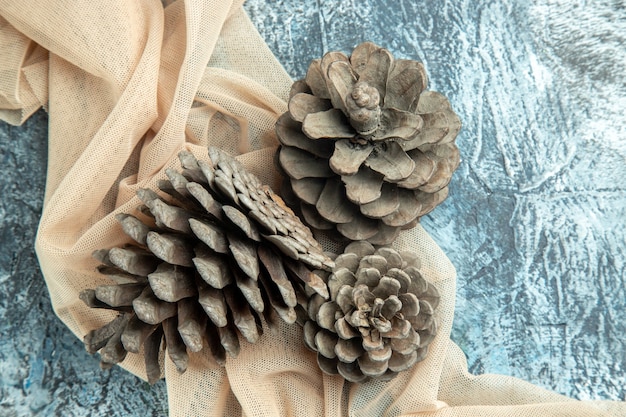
[1,0,625,415]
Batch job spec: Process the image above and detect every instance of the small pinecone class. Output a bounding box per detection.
[276,42,461,245]
[81,147,334,383]
[302,241,439,383]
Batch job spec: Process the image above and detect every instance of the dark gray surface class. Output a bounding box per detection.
[1,0,625,415]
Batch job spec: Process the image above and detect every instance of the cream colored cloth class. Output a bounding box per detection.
[0,1,623,415]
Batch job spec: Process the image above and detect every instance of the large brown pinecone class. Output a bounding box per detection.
[81,147,334,383]
[302,241,439,382]
[276,42,461,245]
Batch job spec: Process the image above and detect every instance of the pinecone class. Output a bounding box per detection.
[276,42,461,245]
[302,241,439,382]
[81,147,334,383]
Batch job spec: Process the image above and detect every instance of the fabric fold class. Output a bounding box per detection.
[0,16,47,124]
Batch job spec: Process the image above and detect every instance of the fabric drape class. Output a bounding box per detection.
[0,0,623,415]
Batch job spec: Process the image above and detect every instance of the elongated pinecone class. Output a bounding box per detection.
[302,241,439,382]
[276,42,461,245]
[81,147,334,383]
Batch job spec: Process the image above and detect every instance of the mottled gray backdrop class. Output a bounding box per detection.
[1,0,624,415]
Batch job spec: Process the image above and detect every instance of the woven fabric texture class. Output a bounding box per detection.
[0,1,623,415]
